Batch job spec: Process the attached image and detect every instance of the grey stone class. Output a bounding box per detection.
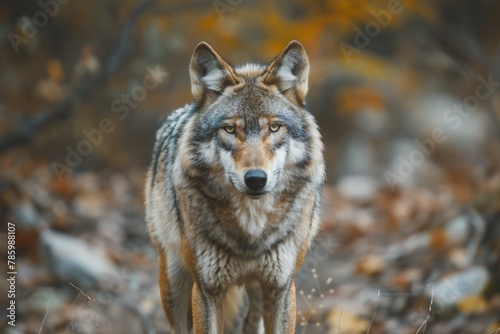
[426,266,490,310]
[40,230,118,287]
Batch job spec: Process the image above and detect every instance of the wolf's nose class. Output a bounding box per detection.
[244,169,267,190]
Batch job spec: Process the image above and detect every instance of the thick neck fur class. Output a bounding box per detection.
[233,190,275,240]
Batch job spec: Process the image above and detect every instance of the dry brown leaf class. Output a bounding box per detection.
[457,295,487,315]
[356,254,386,277]
[47,58,65,81]
[429,228,448,251]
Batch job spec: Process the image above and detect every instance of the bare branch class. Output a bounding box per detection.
[0,0,154,153]
[38,299,50,334]
[423,1,500,139]
[415,285,434,334]
[69,282,100,329]
[366,290,380,334]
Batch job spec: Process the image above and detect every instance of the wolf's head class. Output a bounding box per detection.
[185,41,323,199]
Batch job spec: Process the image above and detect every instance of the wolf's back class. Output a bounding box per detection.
[145,104,195,254]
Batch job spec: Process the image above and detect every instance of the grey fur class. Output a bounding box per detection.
[145,41,325,334]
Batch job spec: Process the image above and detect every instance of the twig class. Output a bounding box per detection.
[69,282,92,301]
[69,282,100,329]
[366,290,380,334]
[104,0,154,75]
[0,0,154,153]
[415,285,434,334]
[38,299,50,334]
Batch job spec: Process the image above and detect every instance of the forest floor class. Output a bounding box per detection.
[1,152,499,334]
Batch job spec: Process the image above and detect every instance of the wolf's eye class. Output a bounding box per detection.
[223,126,236,134]
[269,124,281,133]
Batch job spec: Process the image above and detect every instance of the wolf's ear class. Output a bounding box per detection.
[189,42,238,104]
[264,40,309,105]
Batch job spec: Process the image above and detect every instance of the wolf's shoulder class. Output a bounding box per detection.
[149,104,195,182]
[153,104,192,143]
[158,103,194,131]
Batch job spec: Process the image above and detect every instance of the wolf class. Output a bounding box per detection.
[145,40,325,334]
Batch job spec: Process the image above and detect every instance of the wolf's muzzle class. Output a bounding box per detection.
[244,169,267,191]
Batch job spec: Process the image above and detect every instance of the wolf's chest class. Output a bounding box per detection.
[195,238,298,291]
[234,199,271,239]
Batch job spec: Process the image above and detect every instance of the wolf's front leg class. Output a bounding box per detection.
[262,281,297,334]
[192,282,225,334]
[158,252,193,333]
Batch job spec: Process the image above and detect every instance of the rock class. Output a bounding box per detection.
[337,175,380,202]
[444,215,469,245]
[12,200,39,229]
[40,230,118,287]
[426,266,490,311]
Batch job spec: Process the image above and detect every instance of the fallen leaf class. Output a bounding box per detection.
[47,58,65,81]
[356,255,386,277]
[457,295,487,315]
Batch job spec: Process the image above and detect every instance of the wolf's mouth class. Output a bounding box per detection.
[245,191,268,199]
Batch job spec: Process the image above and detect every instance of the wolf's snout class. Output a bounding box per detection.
[244,169,267,190]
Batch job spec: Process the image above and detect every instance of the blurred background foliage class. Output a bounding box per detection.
[1,0,500,333]
[1,0,500,180]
